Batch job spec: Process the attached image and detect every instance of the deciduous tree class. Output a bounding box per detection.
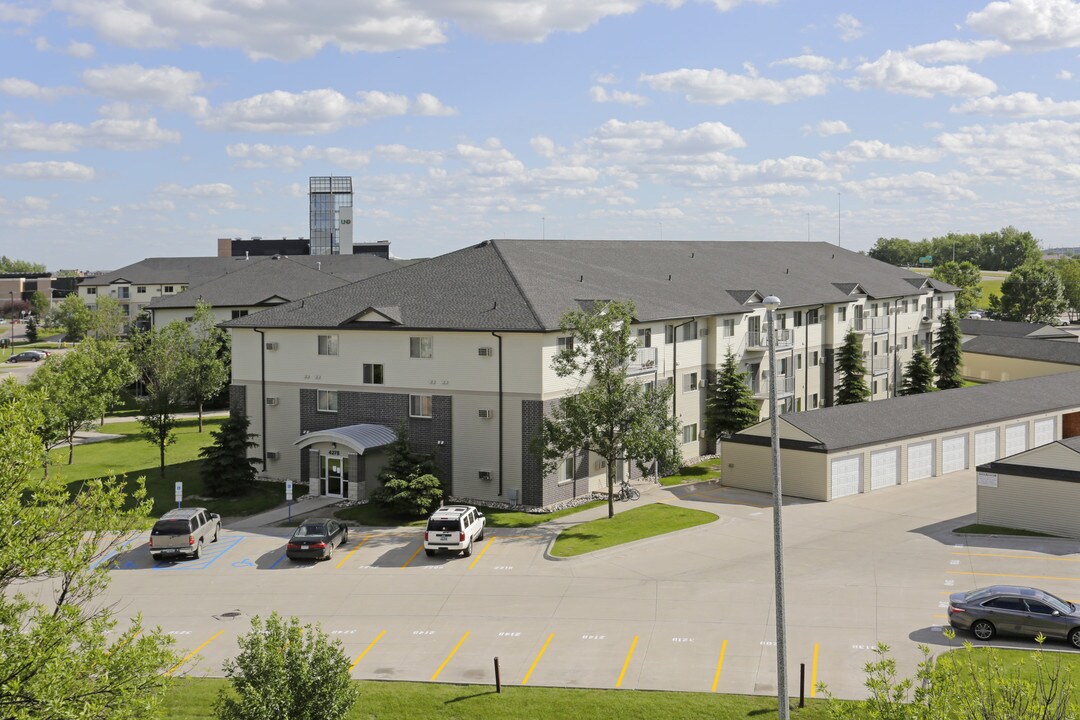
[997,261,1066,324]
[931,261,982,316]
[28,289,49,319]
[131,322,192,478]
[91,295,126,340]
[187,301,230,432]
[835,329,870,405]
[51,293,93,342]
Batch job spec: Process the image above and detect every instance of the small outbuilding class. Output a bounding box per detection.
[961,335,1080,382]
[721,371,1080,502]
[975,436,1080,539]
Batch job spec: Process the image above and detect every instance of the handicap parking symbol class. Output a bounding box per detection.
[231,558,256,568]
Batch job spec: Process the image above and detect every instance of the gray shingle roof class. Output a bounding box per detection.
[962,335,1080,365]
[959,318,1073,339]
[81,257,252,287]
[146,255,397,309]
[743,371,1080,452]
[225,239,952,332]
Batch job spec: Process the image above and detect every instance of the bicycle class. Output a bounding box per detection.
[616,480,640,502]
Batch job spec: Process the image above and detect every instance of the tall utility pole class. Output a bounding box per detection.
[837,192,841,248]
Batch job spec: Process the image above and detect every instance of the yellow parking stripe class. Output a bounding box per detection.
[615,636,639,688]
[948,570,1080,582]
[165,630,224,676]
[468,538,495,570]
[350,630,386,670]
[336,534,370,569]
[810,642,819,697]
[431,631,470,681]
[401,544,423,568]
[952,552,1080,563]
[522,633,554,685]
[710,639,727,692]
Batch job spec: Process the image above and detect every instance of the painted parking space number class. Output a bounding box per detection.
[413,630,435,636]
[498,632,521,637]
[582,634,605,640]
[672,637,695,643]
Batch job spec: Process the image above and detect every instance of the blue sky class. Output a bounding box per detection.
[3,0,1080,270]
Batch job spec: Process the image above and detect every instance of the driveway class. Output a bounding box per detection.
[93,469,1079,700]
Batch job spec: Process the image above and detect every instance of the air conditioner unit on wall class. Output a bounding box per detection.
[478,470,492,481]
[266,451,280,460]
[265,342,279,350]
[478,409,494,419]
[478,347,494,357]
[265,397,279,406]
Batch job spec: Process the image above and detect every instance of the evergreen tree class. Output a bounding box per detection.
[200,414,260,497]
[372,423,441,516]
[835,329,871,405]
[377,422,436,485]
[899,344,934,396]
[706,351,760,444]
[24,314,38,343]
[933,311,964,390]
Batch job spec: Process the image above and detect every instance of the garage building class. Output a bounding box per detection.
[721,371,1080,501]
[975,436,1080,539]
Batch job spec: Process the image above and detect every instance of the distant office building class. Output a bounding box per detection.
[217,237,311,257]
[309,176,353,255]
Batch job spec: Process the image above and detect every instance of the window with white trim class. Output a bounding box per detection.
[807,308,820,324]
[636,328,651,347]
[363,363,384,384]
[410,336,433,358]
[722,318,735,337]
[811,350,819,366]
[137,286,146,294]
[562,456,575,482]
[811,393,819,409]
[556,336,574,352]
[664,324,675,343]
[409,394,433,418]
[318,334,339,356]
[793,310,803,327]
[164,285,174,293]
[837,306,846,322]
[682,424,698,443]
[680,321,698,341]
[317,390,338,412]
[684,372,698,392]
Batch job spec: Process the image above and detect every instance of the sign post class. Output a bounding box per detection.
[285,481,294,522]
[174,482,183,509]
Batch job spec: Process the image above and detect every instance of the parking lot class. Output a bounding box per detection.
[98,470,1080,699]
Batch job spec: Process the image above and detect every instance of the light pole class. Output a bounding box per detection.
[764,294,790,719]
[8,291,13,353]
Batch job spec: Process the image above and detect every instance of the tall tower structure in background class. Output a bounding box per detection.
[309,176,353,255]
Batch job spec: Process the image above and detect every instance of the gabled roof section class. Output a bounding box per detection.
[727,290,763,305]
[346,306,403,324]
[258,295,289,305]
[904,277,932,290]
[832,282,866,296]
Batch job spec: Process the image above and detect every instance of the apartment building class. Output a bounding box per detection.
[222,239,956,508]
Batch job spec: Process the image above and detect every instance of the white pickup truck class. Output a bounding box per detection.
[149,507,221,561]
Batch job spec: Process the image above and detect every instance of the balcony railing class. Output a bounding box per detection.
[746,329,794,351]
[921,306,954,322]
[853,315,890,334]
[626,346,658,375]
[870,355,889,375]
[751,374,795,399]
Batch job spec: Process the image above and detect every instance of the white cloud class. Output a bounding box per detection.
[589,119,746,155]
[826,139,942,163]
[843,171,977,201]
[770,54,841,71]
[936,119,1080,180]
[1058,69,1073,80]
[0,2,40,24]
[641,65,831,105]
[0,78,77,100]
[82,64,209,116]
[967,0,1080,51]
[226,143,372,170]
[589,85,648,106]
[374,144,444,165]
[412,92,458,116]
[836,13,864,41]
[156,183,235,198]
[21,196,49,211]
[803,119,851,136]
[0,117,180,151]
[1,161,95,181]
[851,51,998,98]
[35,36,96,57]
[903,39,1010,63]
[952,91,1080,117]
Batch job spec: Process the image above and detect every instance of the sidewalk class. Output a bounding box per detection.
[226,494,342,530]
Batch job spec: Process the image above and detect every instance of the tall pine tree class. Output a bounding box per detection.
[706,351,760,445]
[932,310,964,390]
[835,329,870,405]
[899,344,934,396]
[200,414,261,497]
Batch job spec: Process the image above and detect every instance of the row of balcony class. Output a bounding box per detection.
[751,373,795,399]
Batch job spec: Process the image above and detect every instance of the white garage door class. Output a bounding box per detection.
[830,456,861,499]
[941,436,967,474]
[907,442,934,481]
[974,430,997,466]
[1004,424,1027,457]
[870,449,899,490]
[1034,418,1056,447]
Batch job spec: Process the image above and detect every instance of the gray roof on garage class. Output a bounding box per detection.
[959,318,1074,339]
[730,371,1080,452]
[223,239,955,332]
[962,335,1080,365]
[977,435,1080,482]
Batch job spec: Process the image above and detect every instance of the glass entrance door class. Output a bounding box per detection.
[324,456,343,497]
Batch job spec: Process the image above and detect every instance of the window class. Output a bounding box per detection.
[684,372,698,392]
[680,321,698,341]
[180,285,187,291]
[231,309,249,319]
[86,287,97,295]
[983,597,1024,611]
[562,457,575,482]
[664,324,675,343]
[410,336,433,358]
[872,380,879,394]
[682,424,698,443]
[811,393,819,409]
[807,308,819,325]
[1025,600,1054,615]
[636,328,651,348]
[164,285,174,293]
[556,336,574,353]
[117,287,130,299]
[837,306,847,322]
[317,390,338,412]
[811,351,819,366]
[796,354,802,370]
[363,363,384,384]
[409,394,433,418]
[137,286,146,294]
[796,398,802,412]
[902,300,909,313]
[902,336,908,350]
[793,310,803,327]
[776,313,786,330]
[722,318,735,337]
[318,334,339,356]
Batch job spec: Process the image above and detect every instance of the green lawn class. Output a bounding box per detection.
[659,458,723,487]
[943,646,1080,680]
[976,278,1003,309]
[550,504,718,557]
[335,499,607,528]
[953,523,1060,538]
[46,417,302,517]
[161,678,831,720]
[334,503,428,527]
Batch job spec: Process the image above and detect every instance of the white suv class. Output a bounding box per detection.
[424,505,486,557]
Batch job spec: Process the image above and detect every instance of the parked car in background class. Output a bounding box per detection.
[948,585,1080,649]
[424,505,486,557]
[149,507,221,561]
[967,310,985,319]
[6,350,47,363]
[285,518,349,561]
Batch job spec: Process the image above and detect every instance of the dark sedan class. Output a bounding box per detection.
[6,350,47,363]
[285,518,349,561]
[948,585,1080,649]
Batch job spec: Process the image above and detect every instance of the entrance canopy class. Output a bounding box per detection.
[294,423,396,455]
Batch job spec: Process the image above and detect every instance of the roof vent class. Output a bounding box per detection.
[316,262,321,271]
[668,274,672,281]
[691,252,695,258]
[579,275,583,282]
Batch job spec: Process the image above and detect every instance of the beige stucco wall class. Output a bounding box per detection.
[719,440,828,501]
[962,352,1078,382]
[977,472,1080,538]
